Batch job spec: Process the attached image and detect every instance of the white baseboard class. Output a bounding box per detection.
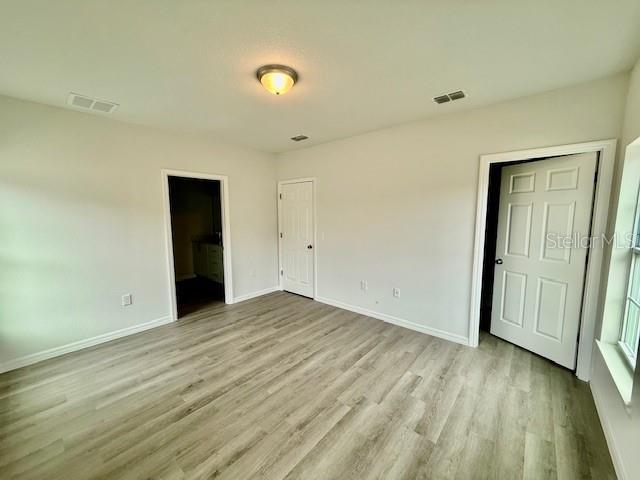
[0,315,173,374]
[590,379,627,480]
[1,291,466,374]
[315,296,469,346]
[231,286,280,304]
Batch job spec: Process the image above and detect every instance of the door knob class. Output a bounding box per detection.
[495,258,503,265]
[307,245,313,249]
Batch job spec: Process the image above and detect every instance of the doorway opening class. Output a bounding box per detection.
[163,171,233,319]
[479,154,598,371]
[470,140,616,380]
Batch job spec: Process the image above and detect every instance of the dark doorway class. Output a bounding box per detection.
[479,163,503,332]
[168,176,224,317]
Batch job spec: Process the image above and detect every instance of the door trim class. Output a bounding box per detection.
[277,178,317,299]
[161,169,234,322]
[469,139,617,380]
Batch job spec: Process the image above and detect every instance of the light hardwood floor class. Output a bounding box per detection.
[0,292,615,479]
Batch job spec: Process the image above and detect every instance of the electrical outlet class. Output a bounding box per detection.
[122,294,133,306]
[360,280,368,291]
[393,288,400,298]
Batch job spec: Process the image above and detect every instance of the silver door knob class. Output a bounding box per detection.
[495,258,503,265]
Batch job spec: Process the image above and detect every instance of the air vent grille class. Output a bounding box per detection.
[290,135,309,142]
[448,90,466,100]
[67,93,119,114]
[433,90,467,104]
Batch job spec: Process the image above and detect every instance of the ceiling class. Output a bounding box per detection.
[1,1,640,153]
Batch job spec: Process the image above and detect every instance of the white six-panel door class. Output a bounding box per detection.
[280,181,314,298]
[490,153,597,369]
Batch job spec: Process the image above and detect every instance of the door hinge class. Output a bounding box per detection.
[280,232,283,238]
[280,269,283,276]
[279,193,282,200]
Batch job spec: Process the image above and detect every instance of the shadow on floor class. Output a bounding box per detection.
[176,276,224,317]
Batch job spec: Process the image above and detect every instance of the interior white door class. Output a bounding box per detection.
[280,181,314,298]
[490,153,597,369]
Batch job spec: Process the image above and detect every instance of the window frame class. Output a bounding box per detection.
[619,187,640,369]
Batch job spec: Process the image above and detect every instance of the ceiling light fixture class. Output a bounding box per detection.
[256,64,298,95]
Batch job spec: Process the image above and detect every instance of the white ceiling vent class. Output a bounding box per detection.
[67,93,119,114]
[290,135,309,142]
[433,90,466,104]
[433,94,450,104]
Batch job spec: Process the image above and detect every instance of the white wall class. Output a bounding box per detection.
[590,59,640,480]
[276,74,628,342]
[621,60,640,150]
[0,95,278,369]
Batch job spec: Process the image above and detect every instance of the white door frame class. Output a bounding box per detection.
[469,139,617,380]
[162,169,234,321]
[277,178,317,299]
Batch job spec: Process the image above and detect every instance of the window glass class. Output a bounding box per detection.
[628,257,640,303]
[622,299,639,364]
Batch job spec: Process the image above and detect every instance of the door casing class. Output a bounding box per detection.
[470,140,617,381]
[161,169,234,321]
[278,178,317,299]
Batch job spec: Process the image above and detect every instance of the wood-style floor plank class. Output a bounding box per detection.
[0,292,616,479]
